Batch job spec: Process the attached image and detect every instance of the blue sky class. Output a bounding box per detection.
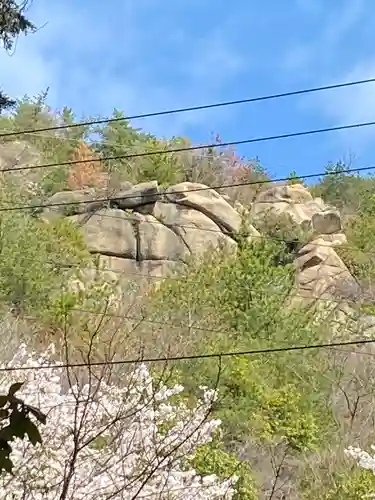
[1,0,375,181]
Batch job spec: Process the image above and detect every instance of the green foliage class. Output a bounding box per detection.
[131,136,185,186]
[94,110,269,195]
[311,161,375,213]
[301,466,375,500]
[287,170,303,185]
[255,384,319,451]
[0,1,36,112]
[94,109,185,186]
[0,182,91,323]
[93,108,147,184]
[0,382,46,475]
[0,96,91,195]
[148,238,334,452]
[336,190,375,283]
[191,439,257,499]
[150,238,295,335]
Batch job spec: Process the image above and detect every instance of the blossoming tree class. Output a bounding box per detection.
[0,343,238,499]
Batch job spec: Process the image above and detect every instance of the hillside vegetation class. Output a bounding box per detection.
[2,96,375,498]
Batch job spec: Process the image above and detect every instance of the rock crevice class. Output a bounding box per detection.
[40,180,367,333]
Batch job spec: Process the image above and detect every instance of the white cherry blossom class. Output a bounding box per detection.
[0,344,238,499]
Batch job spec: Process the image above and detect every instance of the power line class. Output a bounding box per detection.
[2,159,375,215]
[2,119,375,176]
[69,296,367,333]
[1,220,370,272]
[41,210,355,249]
[1,77,375,139]
[1,337,374,372]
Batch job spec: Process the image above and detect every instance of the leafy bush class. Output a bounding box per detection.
[191,438,257,500]
[95,117,269,200]
[147,238,334,455]
[251,210,314,263]
[0,181,91,323]
[94,109,185,186]
[0,96,92,196]
[336,190,375,286]
[311,161,375,214]
[300,466,375,500]
[179,142,269,205]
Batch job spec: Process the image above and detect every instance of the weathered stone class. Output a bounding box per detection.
[141,259,186,279]
[150,201,237,258]
[30,176,356,317]
[0,141,40,184]
[165,182,242,234]
[43,189,100,218]
[292,238,356,309]
[310,233,347,246]
[113,180,160,209]
[251,202,312,232]
[296,240,347,270]
[312,210,342,234]
[255,183,313,204]
[251,187,343,238]
[135,213,189,262]
[96,255,140,280]
[69,209,137,258]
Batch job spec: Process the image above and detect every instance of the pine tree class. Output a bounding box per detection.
[0,0,36,112]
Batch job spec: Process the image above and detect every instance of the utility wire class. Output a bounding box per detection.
[39,210,352,248]
[2,119,375,175]
[1,157,375,215]
[1,337,374,372]
[3,223,371,271]
[69,297,367,332]
[1,77,375,139]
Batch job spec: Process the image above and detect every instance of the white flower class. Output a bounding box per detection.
[0,344,237,499]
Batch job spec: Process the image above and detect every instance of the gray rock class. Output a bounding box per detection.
[113,180,160,209]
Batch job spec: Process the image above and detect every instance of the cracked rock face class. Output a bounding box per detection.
[42,181,242,288]
[41,180,367,333]
[42,183,346,291]
[1,140,372,338]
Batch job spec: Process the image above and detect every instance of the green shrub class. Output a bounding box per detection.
[94,109,185,186]
[337,191,375,284]
[301,466,375,500]
[0,182,91,323]
[287,170,304,185]
[0,96,92,196]
[310,161,375,213]
[147,238,334,452]
[191,438,257,500]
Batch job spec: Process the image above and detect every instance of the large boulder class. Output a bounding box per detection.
[165,182,242,234]
[251,183,342,235]
[35,179,360,322]
[291,237,357,307]
[256,183,313,204]
[112,180,160,209]
[68,209,137,259]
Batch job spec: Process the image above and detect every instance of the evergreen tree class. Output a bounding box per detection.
[0,0,36,112]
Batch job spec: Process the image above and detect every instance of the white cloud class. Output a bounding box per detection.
[310,61,375,138]
[290,58,375,154]
[280,0,366,75]
[0,41,56,101]
[0,0,245,139]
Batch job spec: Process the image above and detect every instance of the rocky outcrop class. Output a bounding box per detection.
[251,183,342,235]
[41,181,242,288]
[39,179,372,334]
[0,140,41,195]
